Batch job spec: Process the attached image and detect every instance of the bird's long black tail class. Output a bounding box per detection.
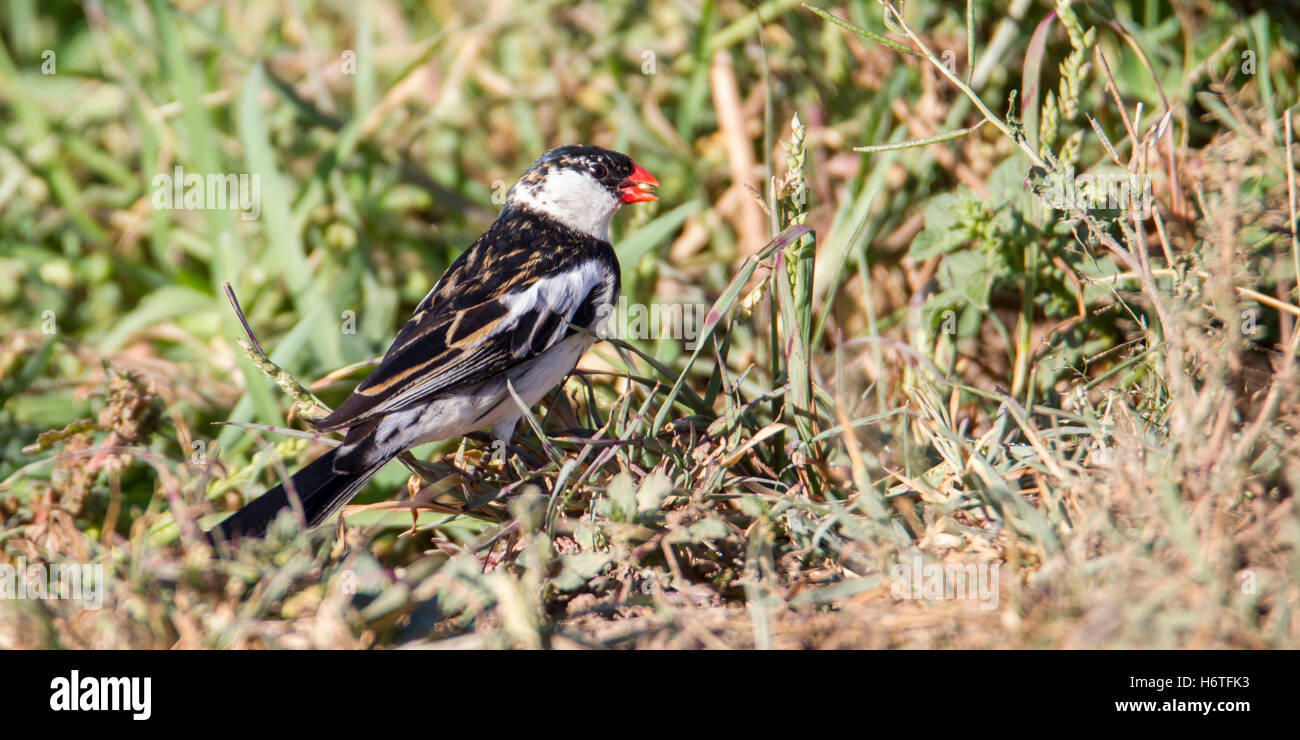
[212,448,386,541]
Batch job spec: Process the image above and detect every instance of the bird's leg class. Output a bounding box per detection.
[490,418,520,461]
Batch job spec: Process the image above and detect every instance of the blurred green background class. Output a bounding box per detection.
[1,0,1298,648]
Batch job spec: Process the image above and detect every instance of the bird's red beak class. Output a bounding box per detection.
[618,163,659,203]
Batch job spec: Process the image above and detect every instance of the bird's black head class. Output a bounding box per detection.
[504,145,658,240]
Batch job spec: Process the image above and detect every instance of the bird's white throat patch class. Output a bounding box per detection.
[508,168,620,240]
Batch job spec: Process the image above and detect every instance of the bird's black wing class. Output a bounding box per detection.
[311,214,618,432]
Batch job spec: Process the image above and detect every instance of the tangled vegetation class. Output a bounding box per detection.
[1,0,1297,648]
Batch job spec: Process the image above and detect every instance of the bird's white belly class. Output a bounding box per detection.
[374,333,596,450]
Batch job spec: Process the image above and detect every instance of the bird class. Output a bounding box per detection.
[212,145,658,540]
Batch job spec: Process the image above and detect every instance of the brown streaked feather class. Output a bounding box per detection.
[309,207,618,434]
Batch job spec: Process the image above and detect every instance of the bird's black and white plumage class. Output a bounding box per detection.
[214,146,658,540]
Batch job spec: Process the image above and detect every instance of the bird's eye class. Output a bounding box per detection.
[590,163,608,179]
